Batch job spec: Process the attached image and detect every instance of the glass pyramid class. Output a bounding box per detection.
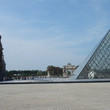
[71,30,110,79]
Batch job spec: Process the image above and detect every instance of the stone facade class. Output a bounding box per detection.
[63,63,77,78]
[0,35,6,81]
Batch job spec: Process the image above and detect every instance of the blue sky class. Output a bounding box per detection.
[0,0,110,70]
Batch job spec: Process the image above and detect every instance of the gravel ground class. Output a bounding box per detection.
[0,83,110,110]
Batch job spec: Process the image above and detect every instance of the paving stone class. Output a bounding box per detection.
[0,83,110,110]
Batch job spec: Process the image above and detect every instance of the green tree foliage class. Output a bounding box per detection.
[7,65,63,79]
[7,70,46,78]
[47,66,63,77]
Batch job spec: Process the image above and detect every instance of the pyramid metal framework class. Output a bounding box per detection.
[71,30,110,79]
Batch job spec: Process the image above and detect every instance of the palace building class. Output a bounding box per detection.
[0,35,6,81]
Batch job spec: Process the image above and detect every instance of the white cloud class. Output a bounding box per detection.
[3,35,84,70]
[1,17,109,71]
[0,0,110,71]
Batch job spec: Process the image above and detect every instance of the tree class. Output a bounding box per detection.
[47,65,63,77]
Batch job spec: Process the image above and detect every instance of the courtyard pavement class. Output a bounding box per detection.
[0,83,110,110]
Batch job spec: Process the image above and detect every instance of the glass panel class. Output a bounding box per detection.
[77,30,110,79]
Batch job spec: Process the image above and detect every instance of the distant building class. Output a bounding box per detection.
[63,63,77,78]
[88,71,97,79]
[0,35,6,81]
